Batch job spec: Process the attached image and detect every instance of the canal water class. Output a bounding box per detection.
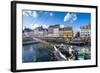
[22,43,54,63]
[22,43,91,63]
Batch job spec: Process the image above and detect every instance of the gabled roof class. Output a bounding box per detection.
[23,28,33,32]
[64,27,72,31]
[49,24,60,28]
[80,24,91,29]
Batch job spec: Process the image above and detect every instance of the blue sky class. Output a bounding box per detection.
[22,10,91,32]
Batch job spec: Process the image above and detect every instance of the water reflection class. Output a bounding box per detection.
[22,43,54,63]
[22,43,91,63]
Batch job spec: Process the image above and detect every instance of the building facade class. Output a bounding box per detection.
[59,28,64,37]
[64,27,73,38]
[48,24,60,37]
[80,24,91,39]
[23,28,34,37]
[34,26,48,37]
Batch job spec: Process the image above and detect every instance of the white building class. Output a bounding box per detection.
[23,28,34,37]
[80,24,91,39]
[80,29,91,38]
[48,24,60,37]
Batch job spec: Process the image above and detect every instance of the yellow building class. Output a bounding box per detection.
[64,27,73,38]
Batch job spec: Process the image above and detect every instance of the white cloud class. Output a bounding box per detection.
[23,11,38,18]
[23,11,28,16]
[64,12,77,23]
[31,24,40,29]
[49,13,53,16]
[60,24,64,28]
[64,13,71,22]
[42,24,49,28]
[27,11,32,16]
[72,13,77,21]
[31,11,38,18]
[28,23,49,29]
[24,24,40,30]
